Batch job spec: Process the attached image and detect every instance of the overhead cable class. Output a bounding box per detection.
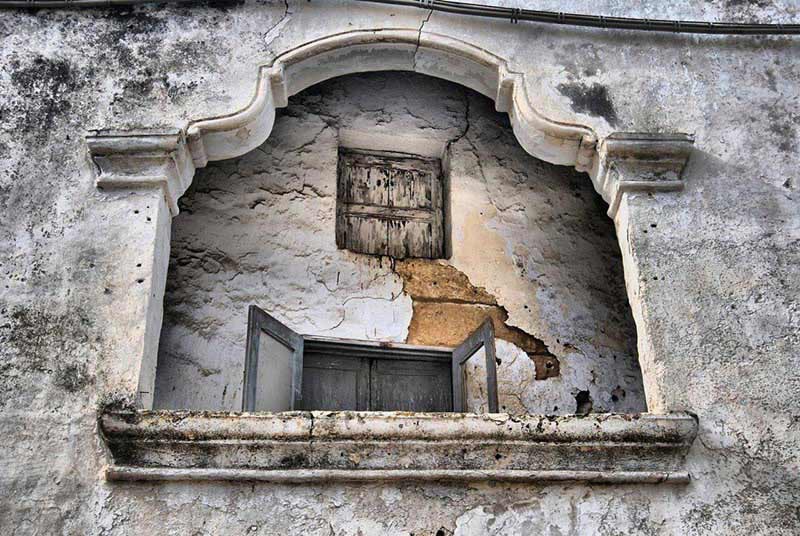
[0,0,798,36]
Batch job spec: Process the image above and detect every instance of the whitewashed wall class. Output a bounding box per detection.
[1,1,798,534]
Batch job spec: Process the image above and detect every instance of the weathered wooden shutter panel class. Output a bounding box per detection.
[296,354,370,411]
[242,305,304,412]
[300,336,453,412]
[337,149,444,259]
[451,319,499,413]
[371,359,452,412]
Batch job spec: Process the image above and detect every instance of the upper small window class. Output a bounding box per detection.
[336,149,445,259]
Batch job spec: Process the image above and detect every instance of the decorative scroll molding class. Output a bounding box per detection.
[592,133,695,218]
[186,29,598,171]
[87,31,692,219]
[101,410,697,484]
[87,130,196,216]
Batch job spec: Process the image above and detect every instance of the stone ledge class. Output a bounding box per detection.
[107,468,689,484]
[100,411,697,484]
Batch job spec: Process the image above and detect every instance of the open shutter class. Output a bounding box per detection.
[452,319,499,413]
[242,305,304,412]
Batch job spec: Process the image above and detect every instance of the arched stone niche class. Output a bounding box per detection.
[87,29,696,484]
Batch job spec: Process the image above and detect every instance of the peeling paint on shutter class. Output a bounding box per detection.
[336,149,444,259]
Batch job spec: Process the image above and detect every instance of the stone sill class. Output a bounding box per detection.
[100,410,697,484]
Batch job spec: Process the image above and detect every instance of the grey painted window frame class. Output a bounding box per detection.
[242,305,305,412]
[452,319,499,413]
[244,307,499,413]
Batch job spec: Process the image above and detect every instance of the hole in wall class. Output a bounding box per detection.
[575,390,593,415]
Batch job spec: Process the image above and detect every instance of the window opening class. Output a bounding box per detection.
[243,306,498,413]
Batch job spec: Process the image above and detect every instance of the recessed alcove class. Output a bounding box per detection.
[151,71,647,418]
[87,31,696,483]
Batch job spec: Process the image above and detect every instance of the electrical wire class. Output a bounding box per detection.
[0,0,798,36]
[356,0,800,35]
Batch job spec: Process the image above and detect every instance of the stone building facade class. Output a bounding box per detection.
[0,1,798,534]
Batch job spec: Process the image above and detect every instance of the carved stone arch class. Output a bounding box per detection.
[185,29,598,177]
[86,28,693,411]
[90,29,692,219]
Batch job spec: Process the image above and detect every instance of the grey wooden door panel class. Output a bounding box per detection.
[371,359,452,412]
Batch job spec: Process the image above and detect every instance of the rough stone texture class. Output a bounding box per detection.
[0,1,799,534]
[154,72,644,416]
[99,410,697,482]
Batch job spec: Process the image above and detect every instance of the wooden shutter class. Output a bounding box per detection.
[452,319,499,413]
[336,149,444,259]
[242,305,304,412]
[301,336,452,412]
[371,359,452,412]
[296,354,370,411]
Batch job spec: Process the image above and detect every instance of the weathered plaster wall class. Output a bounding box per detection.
[154,72,644,415]
[1,1,799,534]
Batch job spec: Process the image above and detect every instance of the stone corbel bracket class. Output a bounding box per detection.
[87,130,196,216]
[592,133,695,218]
[101,410,698,484]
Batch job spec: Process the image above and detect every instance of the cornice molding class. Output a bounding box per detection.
[86,31,693,219]
[185,29,598,171]
[101,410,697,484]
